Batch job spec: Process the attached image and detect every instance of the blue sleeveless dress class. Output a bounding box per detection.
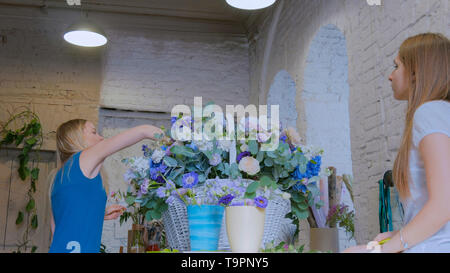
[49,151,107,253]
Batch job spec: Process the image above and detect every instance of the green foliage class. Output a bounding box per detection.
[261,241,306,253]
[0,109,43,253]
[326,204,355,239]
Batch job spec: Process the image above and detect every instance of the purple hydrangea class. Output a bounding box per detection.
[138,178,150,197]
[182,172,199,189]
[254,196,268,208]
[156,187,166,198]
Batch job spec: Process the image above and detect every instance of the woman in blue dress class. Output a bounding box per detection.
[344,33,449,253]
[48,119,164,253]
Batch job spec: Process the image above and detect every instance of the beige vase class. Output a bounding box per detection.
[226,206,266,253]
[309,227,339,253]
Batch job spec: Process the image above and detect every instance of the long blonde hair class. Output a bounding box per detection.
[393,33,450,200]
[48,119,109,201]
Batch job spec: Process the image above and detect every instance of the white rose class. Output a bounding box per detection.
[238,156,260,176]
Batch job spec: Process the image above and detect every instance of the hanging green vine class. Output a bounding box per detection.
[0,109,44,253]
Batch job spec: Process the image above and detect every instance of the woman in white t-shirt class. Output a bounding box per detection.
[344,33,450,253]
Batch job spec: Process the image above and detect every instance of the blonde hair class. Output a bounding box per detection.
[48,119,109,203]
[393,33,450,200]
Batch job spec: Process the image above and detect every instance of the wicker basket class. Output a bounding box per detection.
[161,178,294,251]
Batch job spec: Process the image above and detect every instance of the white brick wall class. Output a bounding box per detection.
[248,0,449,247]
[99,25,250,112]
[267,70,297,129]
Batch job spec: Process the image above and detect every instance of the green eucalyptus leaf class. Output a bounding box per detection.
[256,151,265,162]
[248,140,258,155]
[145,210,153,222]
[244,191,256,199]
[246,181,259,193]
[198,174,206,183]
[264,158,274,167]
[292,205,309,220]
[163,157,178,167]
[259,175,273,187]
[266,151,277,159]
[150,209,161,220]
[170,145,197,158]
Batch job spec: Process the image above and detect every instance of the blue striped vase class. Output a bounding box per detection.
[187,205,224,251]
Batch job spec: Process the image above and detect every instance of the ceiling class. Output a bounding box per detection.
[0,0,269,25]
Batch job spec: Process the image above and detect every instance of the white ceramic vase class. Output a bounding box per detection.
[225,206,266,252]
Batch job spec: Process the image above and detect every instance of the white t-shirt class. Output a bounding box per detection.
[401,100,450,253]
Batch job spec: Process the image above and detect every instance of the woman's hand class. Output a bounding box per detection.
[372,230,397,242]
[104,204,126,220]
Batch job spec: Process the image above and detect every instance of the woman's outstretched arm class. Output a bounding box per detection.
[80,125,164,179]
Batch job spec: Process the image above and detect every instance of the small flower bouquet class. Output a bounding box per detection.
[326,203,355,239]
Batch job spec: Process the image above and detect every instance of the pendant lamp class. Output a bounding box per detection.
[64,20,107,47]
[225,0,277,10]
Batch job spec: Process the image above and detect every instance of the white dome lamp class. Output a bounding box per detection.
[64,20,107,47]
[225,0,277,10]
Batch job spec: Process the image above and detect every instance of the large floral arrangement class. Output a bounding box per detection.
[120,110,329,233]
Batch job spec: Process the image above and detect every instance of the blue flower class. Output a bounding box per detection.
[292,166,308,180]
[280,135,287,143]
[171,117,178,126]
[293,179,317,194]
[155,175,165,184]
[292,155,322,181]
[236,151,251,163]
[182,172,199,189]
[254,196,268,208]
[149,161,167,180]
[307,156,321,177]
[218,194,234,206]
